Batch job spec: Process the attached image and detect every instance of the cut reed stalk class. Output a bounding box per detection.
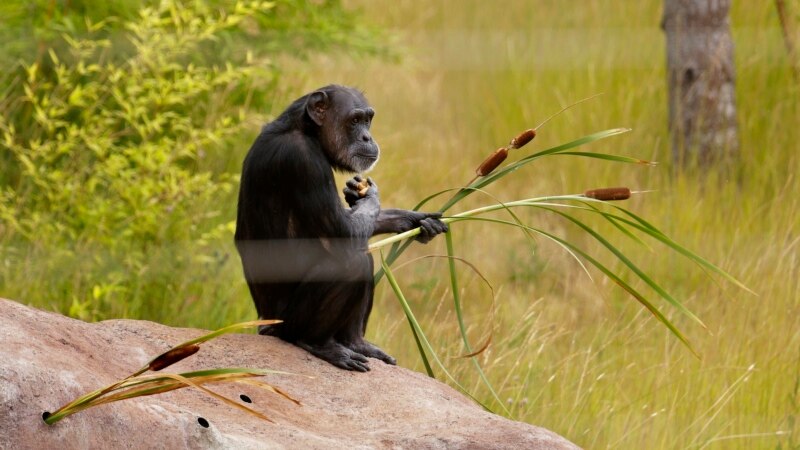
[43,320,293,425]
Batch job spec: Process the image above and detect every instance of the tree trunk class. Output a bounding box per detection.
[775,0,800,80]
[662,0,739,169]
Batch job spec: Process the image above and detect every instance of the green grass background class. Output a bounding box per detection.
[3,1,798,448]
[289,1,799,448]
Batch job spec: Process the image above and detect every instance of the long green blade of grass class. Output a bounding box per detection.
[557,151,656,165]
[381,197,704,387]
[603,206,756,295]
[554,197,752,296]
[444,231,510,415]
[380,254,495,411]
[579,201,654,250]
[539,206,707,328]
[448,216,698,356]
[372,195,748,304]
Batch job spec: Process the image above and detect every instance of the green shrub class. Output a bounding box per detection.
[0,0,385,324]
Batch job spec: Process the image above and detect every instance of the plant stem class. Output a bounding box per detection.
[368,194,586,252]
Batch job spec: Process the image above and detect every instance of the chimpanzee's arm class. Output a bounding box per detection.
[342,176,448,243]
[344,176,448,244]
[373,208,448,243]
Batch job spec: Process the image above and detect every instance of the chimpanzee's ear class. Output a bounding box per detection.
[306,90,329,126]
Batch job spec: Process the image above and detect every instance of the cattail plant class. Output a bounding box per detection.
[469,129,537,183]
[148,344,201,371]
[465,95,603,185]
[43,320,301,425]
[472,129,537,177]
[367,96,751,413]
[509,129,536,149]
[583,187,631,201]
[474,147,509,177]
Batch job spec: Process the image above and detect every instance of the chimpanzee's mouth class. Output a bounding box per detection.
[353,152,379,172]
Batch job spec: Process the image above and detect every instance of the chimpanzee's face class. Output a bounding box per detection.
[320,88,380,173]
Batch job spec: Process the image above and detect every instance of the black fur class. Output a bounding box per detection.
[234,85,447,371]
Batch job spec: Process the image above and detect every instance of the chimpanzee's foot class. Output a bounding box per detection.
[296,340,370,372]
[347,340,397,365]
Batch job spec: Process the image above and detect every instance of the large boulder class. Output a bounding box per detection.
[0,299,578,449]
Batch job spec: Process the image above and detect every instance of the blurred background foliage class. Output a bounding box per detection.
[1,1,798,449]
[0,0,388,322]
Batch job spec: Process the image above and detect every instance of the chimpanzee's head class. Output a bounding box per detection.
[305,85,380,173]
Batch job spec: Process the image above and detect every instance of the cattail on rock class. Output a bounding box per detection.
[148,344,201,371]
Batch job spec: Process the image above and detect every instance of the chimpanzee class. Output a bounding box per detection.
[234,85,448,372]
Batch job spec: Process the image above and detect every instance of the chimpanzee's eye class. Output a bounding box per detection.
[351,117,359,125]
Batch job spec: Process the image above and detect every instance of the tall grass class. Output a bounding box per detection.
[286,1,795,448]
[2,0,797,448]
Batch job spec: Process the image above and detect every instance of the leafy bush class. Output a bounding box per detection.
[0,0,385,323]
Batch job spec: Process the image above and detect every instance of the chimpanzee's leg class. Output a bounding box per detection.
[336,255,396,365]
[275,277,373,371]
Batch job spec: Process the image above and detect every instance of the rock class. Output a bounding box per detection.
[0,299,579,449]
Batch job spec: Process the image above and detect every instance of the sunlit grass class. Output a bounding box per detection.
[320,1,798,448]
[2,0,797,448]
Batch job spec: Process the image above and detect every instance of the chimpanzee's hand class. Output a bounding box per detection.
[412,212,448,243]
[374,209,448,243]
[343,176,378,207]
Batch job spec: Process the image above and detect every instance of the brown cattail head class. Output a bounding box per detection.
[476,147,509,176]
[356,179,370,197]
[148,344,201,371]
[584,187,631,201]
[509,129,536,149]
